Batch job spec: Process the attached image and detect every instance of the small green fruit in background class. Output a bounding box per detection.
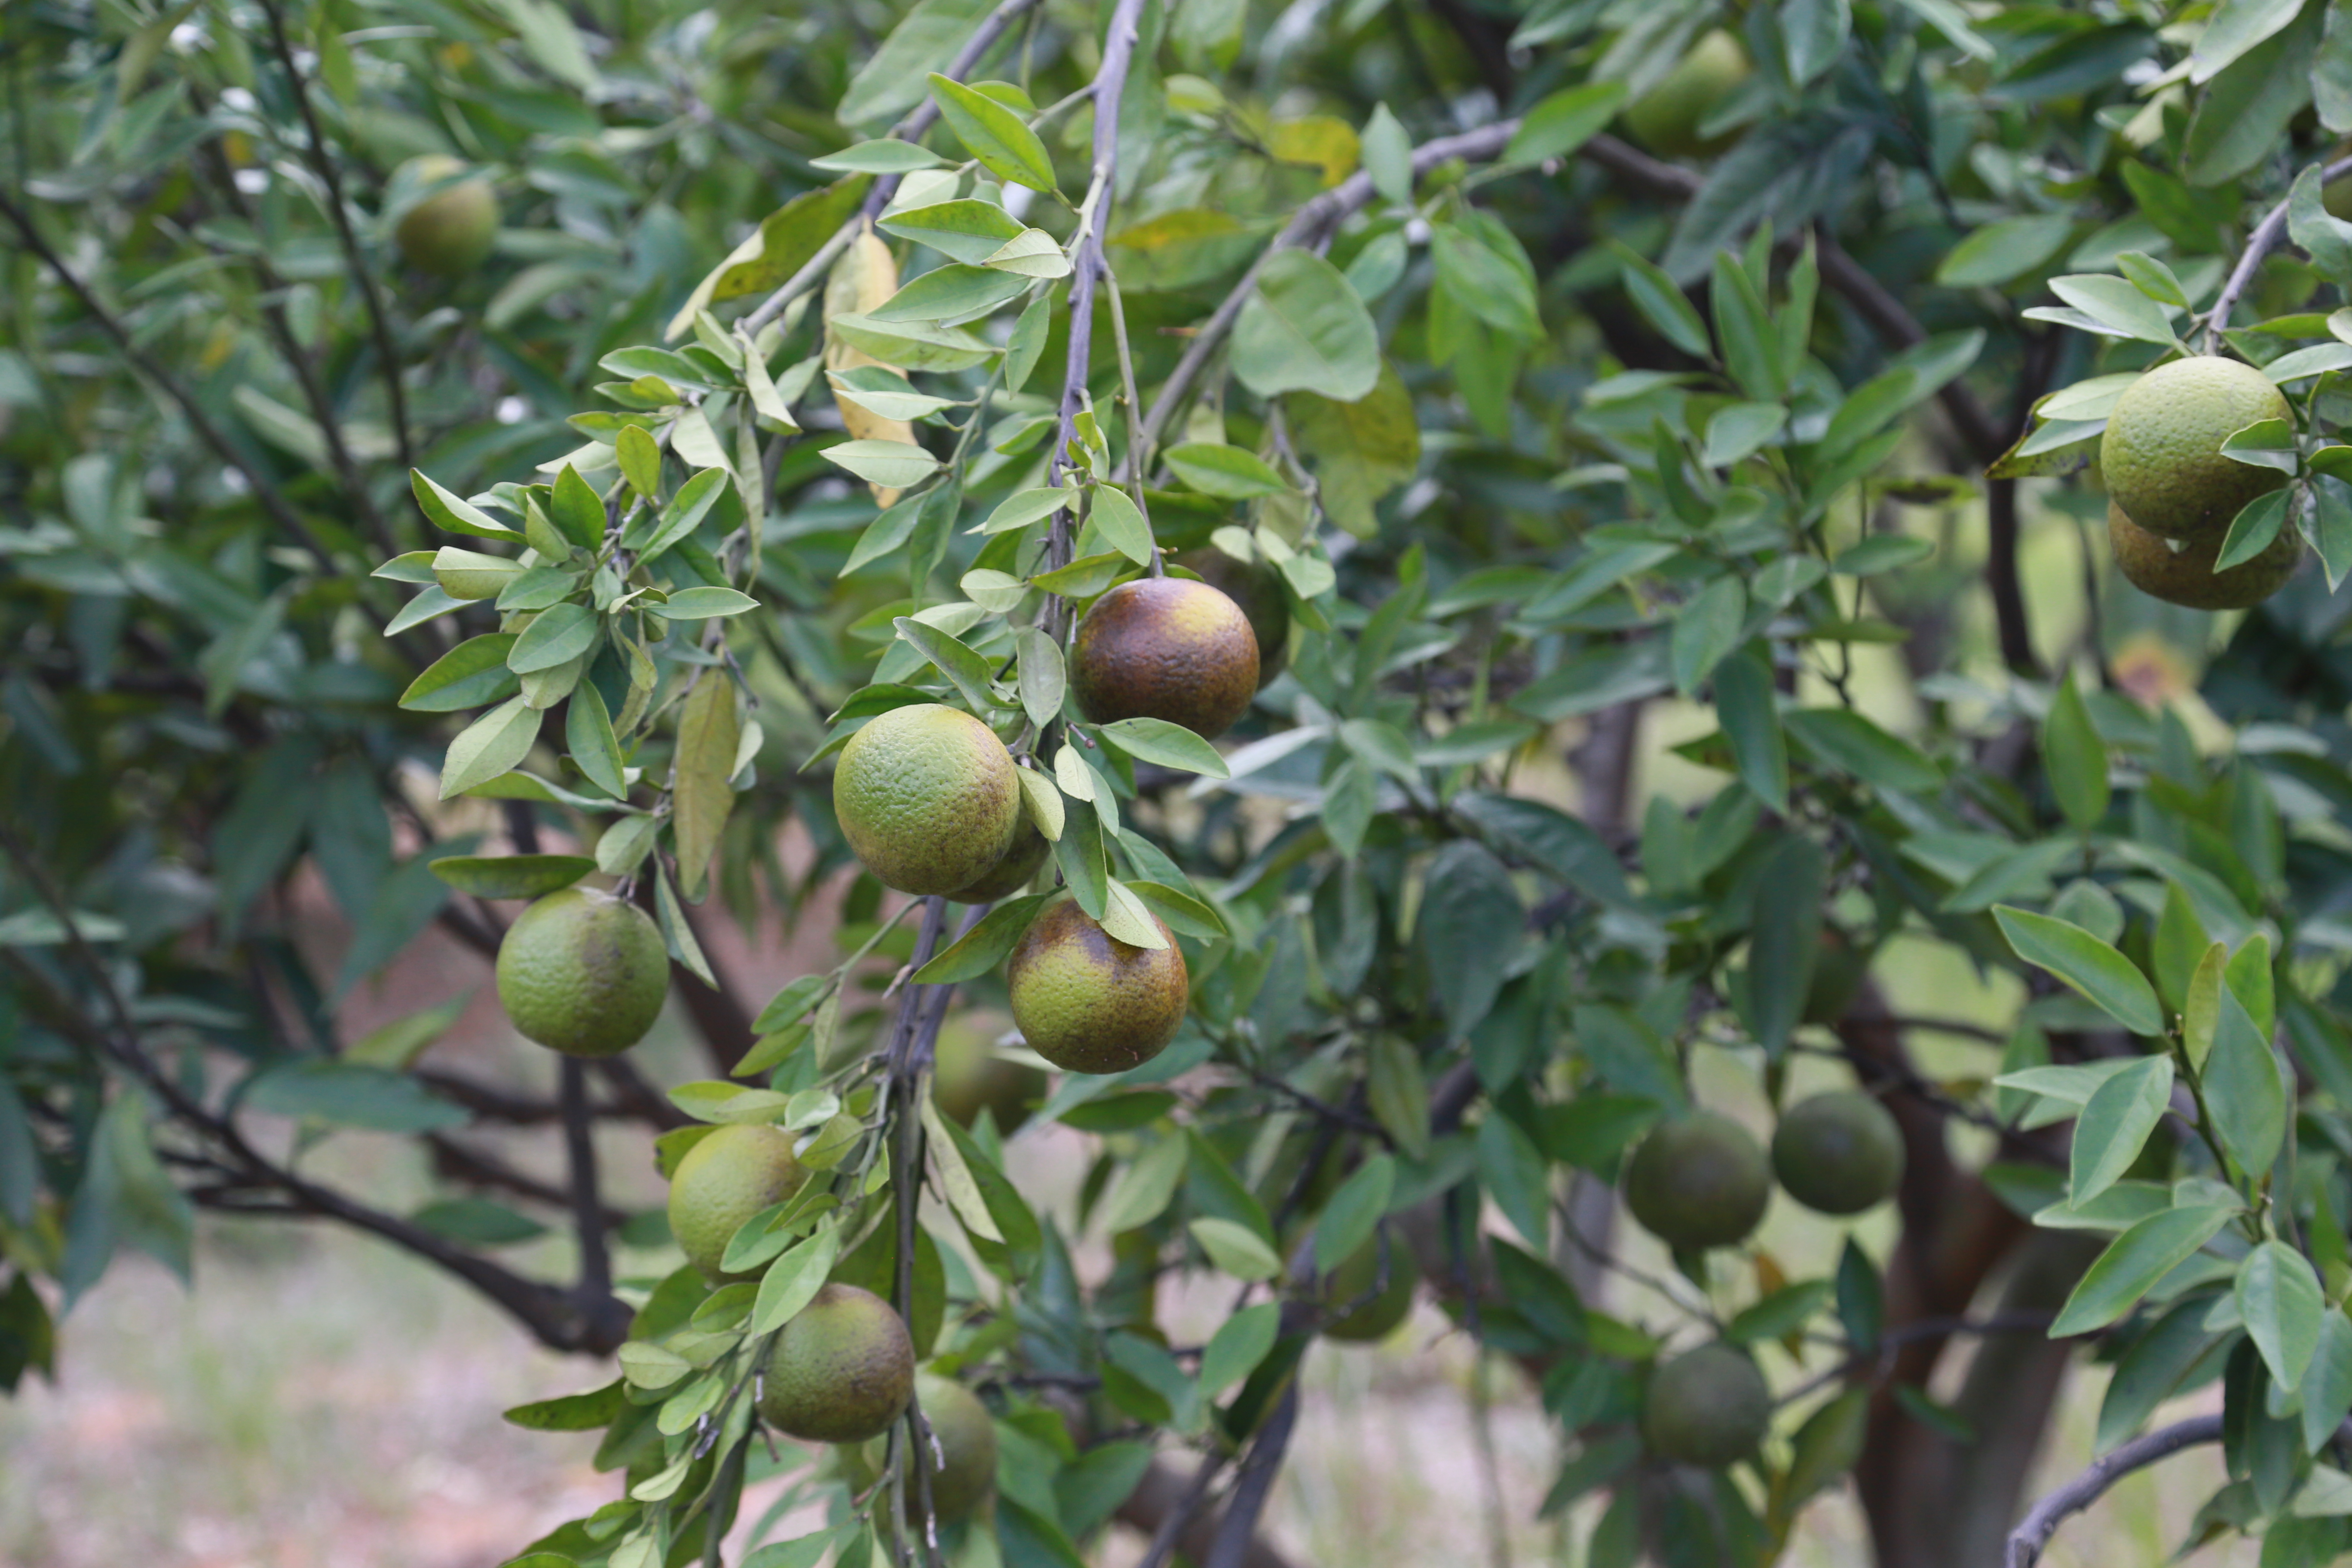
[832,703,1021,896]
[1623,31,1752,160]
[1070,576,1260,740]
[930,1019,1047,1133]
[1771,1090,1905,1216]
[666,1123,808,1281]
[881,1373,998,1525]
[1643,1342,1773,1467]
[392,155,499,276]
[1623,1112,1772,1250]
[2109,502,2302,610]
[1006,897,1189,1074]
[758,1283,915,1444]
[2100,356,2293,544]
[1319,1225,1416,1343]
[494,886,669,1057]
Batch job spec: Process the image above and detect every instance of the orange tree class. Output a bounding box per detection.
[10,0,2352,1564]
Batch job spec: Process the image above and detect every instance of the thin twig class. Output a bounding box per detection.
[741,0,1047,332]
[255,0,414,478]
[1204,1386,1299,1568]
[2004,1414,2223,1568]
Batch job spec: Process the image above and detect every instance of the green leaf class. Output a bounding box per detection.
[2049,1205,2236,1337]
[1017,629,1066,731]
[667,176,872,334]
[1747,834,1825,1060]
[1475,1112,1551,1248]
[749,1226,842,1335]
[1671,576,1745,695]
[1935,214,2074,288]
[1164,443,1287,499]
[1993,905,2163,1035]
[1314,1155,1396,1273]
[550,464,606,550]
[1189,1218,1282,1282]
[2046,275,2180,345]
[1785,708,1942,792]
[654,586,760,621]
[504,1381,625,1431]
[671,674,741,901]
[510,603,600,674]
[891,617,1000,711]
[401,634,522,713]
[2303,1309,2352,1452]
[2184,5,2319,187]
[811,139,947,174]
[826,314,997,372]
[928,74,1057,191]
[564,678,628,798]
[2043,672,2110,831]
[243,1061,468,1133]
[411,470,527,543]
[440,696,543,799]
[912,896,1050,983]
[1611,242,1711,358]
[1419,840,1523,1037]
[2206,984,2287,1179]
[1504,81,1627,165]
[1088,484,1156,567]
[822,439,942,489]
[1197,1302,1282,1394]
[876,199,1029,264]
[2069,1056,2173,1207]
[1714,645,1788,813]
[870,264,1031,325]
[2238,1240,2324,1391]
[429,854,597,899]
[1434,223,1541,341]
[2214,488,2293,572]
[1097,718,1229,777]
[628,466,731,563]
[1231,250,1380,401]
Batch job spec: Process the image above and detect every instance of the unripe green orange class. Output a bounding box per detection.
[898,1374,998,1524]
[931,1020,1047,1133]
[951,813,1051,903]
[2100,356,2292,543]
[1320,1226,1417,1343]
[1623,31,1752,160]
[667,1123,809,1281]
[1071,577,1259,740]
[1771,1090,1905,1216]
[758,1283,915,1444]
[1170,547,1289,689]
[1643,1343,1772,1467]
[833,704,1021,896]
[2109,502,2301,610]
[393,156,499,276]
[1623,1112,1771,1251]
[494,887,669,1057]
[1005,898,1188,1074]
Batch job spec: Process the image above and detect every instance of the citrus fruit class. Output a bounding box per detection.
[951,813,1051,904]
[1623,31,1752,160]
[392,156,499,276]
[1005,897,1188,1074]
[2109,502,2302,610]
[1623,1112,1771,1250]
[1643,1343,1772,1467]
[931,1020,1047,1133]
[667,1123,809,1281]
[1070,577,1259,740]
[833,704,1021,896]
[896,1373,998,1525]
[494,887,669,1057]
[1319,1226,1417,1343]
[1170,546,1289,689]
[1771,1090,1905,1216]
[758,1283,915,1444]
[2100,356,2292,543]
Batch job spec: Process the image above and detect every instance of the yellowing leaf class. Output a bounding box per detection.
[1267,115,1360,187]
[825,224,919,507]
[671,676,741,900]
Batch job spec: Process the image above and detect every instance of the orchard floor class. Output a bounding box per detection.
[0,1217,2260,1568]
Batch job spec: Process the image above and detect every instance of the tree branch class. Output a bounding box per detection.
[1204,1385,1300,1568]
[2207,154,2352,351]
[2003,1415,2223,1568]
